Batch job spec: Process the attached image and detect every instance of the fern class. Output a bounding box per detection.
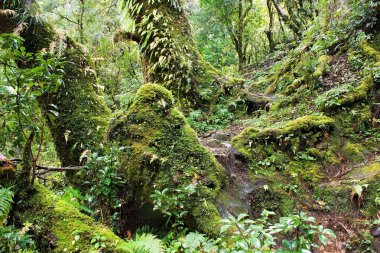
[0,187,14,225]
[119,233,164,253]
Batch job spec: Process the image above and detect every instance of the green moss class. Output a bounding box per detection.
[313,182,352,213]
[286,161,323,186]
[22,183,128,252]
[315,76,374,110]
[109,84,227,235]
[312,55,331,78]
[247,178,294,217]
[232,115,335,161]
[342,142,365,163]
[123,0,240,107]
[284,77,305,95]
[314,163,380,215]
[20,18,112,181]
[360,42,380,62]
[190,203,222,235]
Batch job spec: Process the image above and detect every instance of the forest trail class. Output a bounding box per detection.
[200,126,380,253]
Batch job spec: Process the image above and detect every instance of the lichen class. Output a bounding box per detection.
[109,84,227,235]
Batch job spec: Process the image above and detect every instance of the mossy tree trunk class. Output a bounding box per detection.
[23,22,111,177]
[121,0,237,108]
[21,183,129,252]
[0,2,111,181]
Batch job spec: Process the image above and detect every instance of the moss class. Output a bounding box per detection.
[109,84,227,235]
[284,77,305,95]
[190,203,222,235]
[313,182,352,213]
[247,177,294,217]
[124,0,240,107]
[312,55,331,78]
[314,163,380,215]
[286,161,323,186]
[360,42,380,63]
[22,183,128,252]
[232,115,335,162]
[17,17,112,182]
[342,142,365,163]
[316,76,374,110]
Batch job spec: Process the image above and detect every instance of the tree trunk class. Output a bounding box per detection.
[0,2,111,182]
[265,0,276,52]
[121,0,237,107]
[271,0,302,37]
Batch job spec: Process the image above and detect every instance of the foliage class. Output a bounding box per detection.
[120,233,164,253]
[187,104,236,132]
[0,34,63,158]
[161,210,335,252]
[0,224,37,253]
[80,145,125,226]
[0,187,14,225]
[151,185,195,231]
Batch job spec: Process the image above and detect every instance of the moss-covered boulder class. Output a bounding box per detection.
[22,183,128,252]
[232,115,336,161]
[109,84,227,235]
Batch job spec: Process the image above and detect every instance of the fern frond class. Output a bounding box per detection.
[119,233,164,253]
[18,222,32,236]
[0,187,14,225]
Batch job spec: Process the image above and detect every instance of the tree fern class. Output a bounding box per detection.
[0,187,14,225]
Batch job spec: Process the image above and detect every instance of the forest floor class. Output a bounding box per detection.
[199,126,380,253]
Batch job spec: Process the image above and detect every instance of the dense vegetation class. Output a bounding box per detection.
[0,0,379,252]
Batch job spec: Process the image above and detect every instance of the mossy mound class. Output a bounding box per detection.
[342,142,365,163]
[315,76,374,110]
[314,163,380,215]
[232,115,336,160]
[109,84,227,235]
[21,183,128,252]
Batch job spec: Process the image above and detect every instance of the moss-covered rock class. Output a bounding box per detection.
[246,177,294,217]
[21,183,128,252]
[109,84,227,235]
[232,115,336,160]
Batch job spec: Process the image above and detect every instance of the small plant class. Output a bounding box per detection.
[90,233,107,250]
[220,211,276,252]
[315,84,354,109]
[271,212,336,252]
[0,224,36,252]
[80,145,125,226]
[150,185,195,231]
[351,184,369,208]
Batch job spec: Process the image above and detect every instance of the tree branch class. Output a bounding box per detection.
[113,30,141,43]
